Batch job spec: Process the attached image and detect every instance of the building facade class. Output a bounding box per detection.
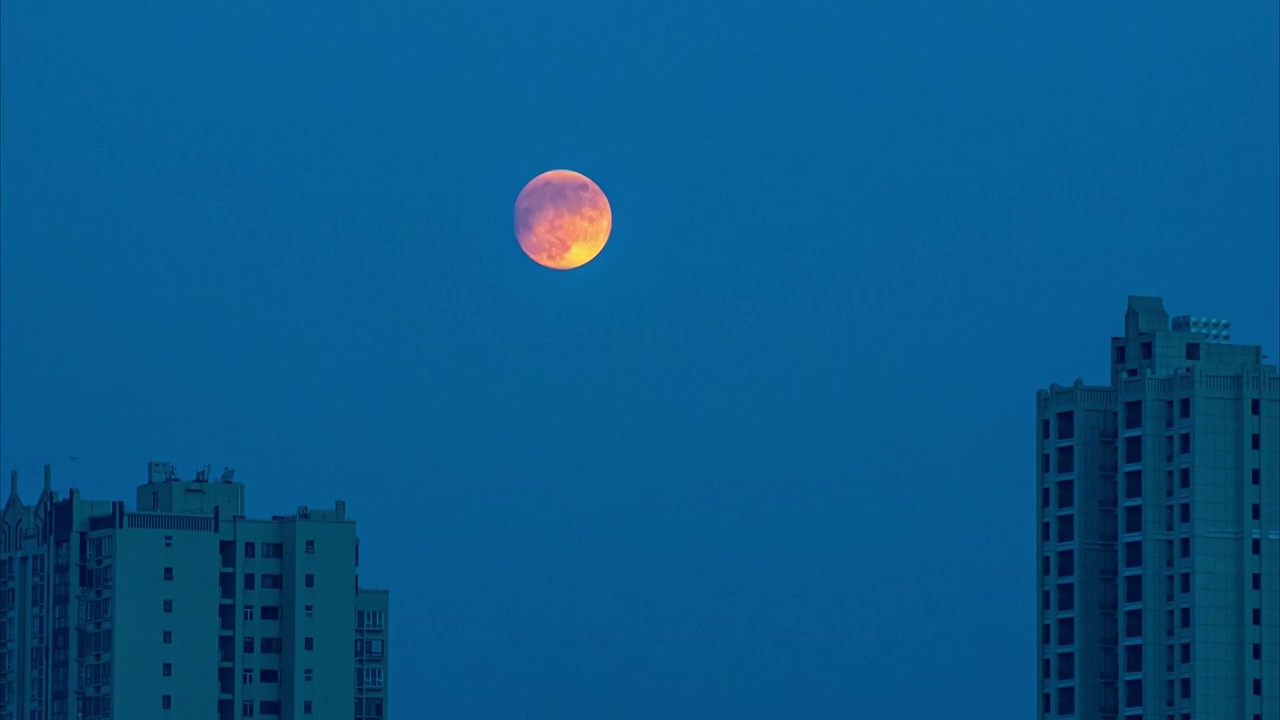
[1037,297,1279,719]
[0,461,389,720]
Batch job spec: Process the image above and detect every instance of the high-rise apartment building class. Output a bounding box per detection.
[1036,297,1278,720]
[1,461,390,720]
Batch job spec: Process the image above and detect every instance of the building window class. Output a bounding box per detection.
[1125,400,1143,429]
[1057,686,1075,715]
[163,631,173,644]
[305,574,316,588]
[1179,434,1190,454]
[1253,573,1262,590]
[1042,418,1051,440]
[162,695,172,709]
[1180,608,1190,628]
[1252,433,1261,450]
[305,605,314,619]
[1180,538,1191,558]
[1180,677,1190,698]
[261,606,281,621]
[1041,453,1050,474]
[1180,573,1190,594]
[1125,574,1142,603]
[304,701,313,715]
[1058,515,1075,543]
[1180,643,1190,664]
[244,606,255,622]
[1115,346,1127,363]
[1125,470,1142,499]
[244,542,256,558]
[1124,505,1142,534]
[305,540,315,554]
[261,638,283,654]
[1185,343,1200,360]
[1125,678,1142,708]
[1179,467,1190,489]
[1041,486,1051,508]
[1124,644,1142,672]
[244,574,256,590]
[304,668,313,682]
[1254,468,1262,485]
[260,669,280,683]
[1124,541,1142,568]
[1252,503,1261,520]
[1252,398,1261,415]
[261,574,283,589]
[164,535,173,548]
[1058,480,1074,509]
[1254,643,1262,659]
[243,669,254,684]
[1178,397,1190,418]
[244,637,255,654]
[243,701,255,717]
[162,663,172,677]
[1125,609,1142,638]
[260,701,281,715]
[1042,521,1051,543]
[1057,617,1074,646]
[163,567,174,581]
[305,637,314,651]
[1057,583,1074,612]
[1042,693,1051,714]
[1179,503,1190,524]
[262,543,284,558]
[1124,436,1143,464]
[151,491,159,510]
[163,599,173,613]
[1252,608,1261,625]
[1042,623,1051,645]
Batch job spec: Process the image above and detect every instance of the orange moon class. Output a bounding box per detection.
[514,170,612,270]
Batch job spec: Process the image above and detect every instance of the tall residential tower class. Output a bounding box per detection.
[1036,297,1278,720]
[0,462,390,720]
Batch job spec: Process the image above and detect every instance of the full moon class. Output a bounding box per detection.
[514,170,612,270]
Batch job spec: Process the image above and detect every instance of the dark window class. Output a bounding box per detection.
[1180,643,1190,664]
[1041,453,1050,474]
[1058,583,1075,612]
[1057,617,1075,645]
[1125,609,1142,638]
[243,637,255,654]
[163,599,173,613]
[261,638,283,654]
[1042,487,1051,508]
[1058,652,1075,680]
[1180,538,1191,558]
[1125,574,1143,603]
[1179,467,1190,488]
[1058,515,1075,543]
[1058,686,1075,715]
[1253,538,1261,555]
[1126,678,1143,708]
[1252,398,1261,415]
[1125,505,1142,534]
[1042,623,1051,645]
[1057,412,1074,440]
[162,696,172,709]
[1180,677,1190,698]
[1057,550,1074,578]
[1252,608,1261,625]
[1180,608,1190,628]
[260,701,281,715]
[1140,341,1152,360]
[305,637,315,651]
[1252,504,1261,521]
[261,606,281,621]
[1042,419,1050,440]
[305,540,315,554]
[1058,480,1074,509]
[259,669,280,683]
[1125,644,1142,672]
[244,574,256,590]
[162,663,172,676]
[1252,433,1261,450]
[1042,589,1051,610]
[261,574,283,589]
[1254,643,1262,659]
[304,701,313,715]
[1179,434,1190,454]
[1180,573,1190,594]
[1253,573,1262,590]
[163,631,172,644]
[1042,521,1051,543]
[1185,343,1200,360]
[1126,435,1146,461]
[305,574,315,588]
[1125,401,1143,429]
[1057,446,1074,474]
[1179,397,1190,418]
[1042,555,1051,577]
[244,542,256,559]
[1125,470,1143,499]
[1042,693,1051,714]
[163,567,173,581]
[1125,541,1142,568]
[1254,468,1262,485]
[1255,678,1263,696]
[1180,503,1190,524]
[1116,346,1127,363]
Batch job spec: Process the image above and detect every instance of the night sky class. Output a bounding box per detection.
[2,3,1277,718]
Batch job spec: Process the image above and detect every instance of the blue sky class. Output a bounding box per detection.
[2,2,1276,717]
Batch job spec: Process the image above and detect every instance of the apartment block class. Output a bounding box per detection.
[1036,297,1278,719]
[0,461,389,720]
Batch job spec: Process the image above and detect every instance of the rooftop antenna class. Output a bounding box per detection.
[219,468,236,484]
